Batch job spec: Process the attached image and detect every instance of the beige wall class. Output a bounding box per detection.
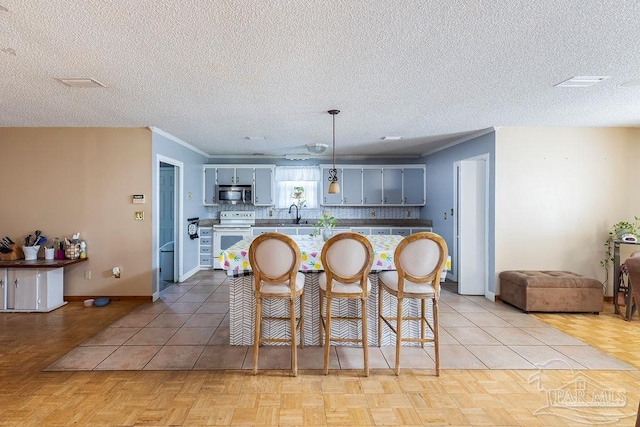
[494,127,640,295]
[1,128,153,297]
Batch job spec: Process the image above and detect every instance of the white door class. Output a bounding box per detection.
[159,166,175,247]
[454,156,488,296]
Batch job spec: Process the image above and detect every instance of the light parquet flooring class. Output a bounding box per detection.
[1,273,639,426]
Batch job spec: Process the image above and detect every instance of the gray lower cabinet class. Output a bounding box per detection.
[277,228,297,236]
[199,227,213,268]
[251,227,277,236]
[391,228,411,236]
[370,227,391,235]
[411,227,433,233]
[351,228,370,235]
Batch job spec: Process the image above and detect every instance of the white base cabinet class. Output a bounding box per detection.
[0,267,66,312]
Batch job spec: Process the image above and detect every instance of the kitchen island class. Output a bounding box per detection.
[221,235,449,346]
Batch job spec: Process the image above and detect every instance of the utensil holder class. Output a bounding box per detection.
[0,244,24,261]
[22,245,40,261]
[65,243,80,260]
[44,247,55,260]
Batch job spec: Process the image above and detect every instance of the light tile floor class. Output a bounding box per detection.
[46,270,636,372]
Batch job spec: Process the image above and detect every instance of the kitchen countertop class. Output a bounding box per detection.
[0,258,88,269]
[198,219,432,227]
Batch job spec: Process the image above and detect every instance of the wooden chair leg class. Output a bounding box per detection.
[395,296,403,376]
[420,298,426,348]
[290,298,297,377]
[324,297,332,375]
[319,292,324,346]
[362,298,369,377]
[433,298,440,376]
[253,298,262,375]
[299,292,305,349]
[377,284,383,347]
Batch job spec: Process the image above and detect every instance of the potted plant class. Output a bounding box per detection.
[312,211,337,241]
[600,216,640,271]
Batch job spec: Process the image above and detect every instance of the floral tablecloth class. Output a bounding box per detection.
[220,234,450,277]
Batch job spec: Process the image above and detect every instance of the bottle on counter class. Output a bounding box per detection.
[79,241,87,259]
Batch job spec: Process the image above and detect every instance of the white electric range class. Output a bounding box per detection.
[213,211,255,269]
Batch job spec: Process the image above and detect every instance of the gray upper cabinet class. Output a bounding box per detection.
[204,166,216,205]
[382,168,403,204]
[215,168,235,185]
[342,168,363,204]
[403,167,425,205]
[203,164,276,205]
[216,167,253,185]
[253,167,274,206]
[321,165,426,206]
[322,168,343,205]
[362,168,383,205]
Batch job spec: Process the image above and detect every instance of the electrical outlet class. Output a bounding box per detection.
[269,210,273,217]
[370,210,376,218]
[134,211,144,221]
[84,271,91,280]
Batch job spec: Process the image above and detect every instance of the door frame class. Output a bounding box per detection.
[453,153,491,298]
[154,155,184,301]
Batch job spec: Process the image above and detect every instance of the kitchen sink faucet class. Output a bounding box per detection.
[288,204,301,224]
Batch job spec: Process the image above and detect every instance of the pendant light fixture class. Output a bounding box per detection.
[327,109,341,194]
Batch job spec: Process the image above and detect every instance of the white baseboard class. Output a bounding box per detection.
[485,291,496,301]
[152,291,160,302]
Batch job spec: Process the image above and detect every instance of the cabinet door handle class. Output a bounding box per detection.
[363,197,366,203]
[384,197,387,203]
[324,197,326,203]
[404,196,407,203]
[15,279,18,287]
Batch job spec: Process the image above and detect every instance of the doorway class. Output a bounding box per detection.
[155,156,183,300]
[453,154,489,297]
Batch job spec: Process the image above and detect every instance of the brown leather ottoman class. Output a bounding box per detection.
[499,270,603,313]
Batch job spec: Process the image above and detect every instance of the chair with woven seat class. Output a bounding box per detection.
[319,232,374,376]
[378,232,448,376]
[249,232,305,376]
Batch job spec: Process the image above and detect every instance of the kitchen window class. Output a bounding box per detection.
[275,166,320,208]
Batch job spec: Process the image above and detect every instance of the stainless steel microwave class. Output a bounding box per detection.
[216,185,252,204]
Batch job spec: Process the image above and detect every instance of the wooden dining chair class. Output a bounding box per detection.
[248,232,305,376]
[319,232,374,376]
[378,232,448,375]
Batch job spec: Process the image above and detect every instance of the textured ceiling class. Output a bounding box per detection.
[1,1,640,158]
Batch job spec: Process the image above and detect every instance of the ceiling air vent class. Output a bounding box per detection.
[554,76,610,87]
[55,78,106,88]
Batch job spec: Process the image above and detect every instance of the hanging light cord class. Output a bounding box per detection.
[332,113,336,169]
[328,109,340,185]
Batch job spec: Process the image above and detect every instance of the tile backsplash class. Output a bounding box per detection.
[207,205,422,221]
